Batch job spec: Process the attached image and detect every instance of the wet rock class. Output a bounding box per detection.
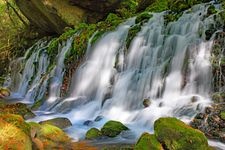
[101,120,129,137]
[39,117,72,129]
[143,99,151,108]
[0,87,10,98]
[85,128,102,140]
[155,117,209,150]
[191,96,198,103]
[134,132,163,150]
[94,116,104,122]
[83,120,94,126]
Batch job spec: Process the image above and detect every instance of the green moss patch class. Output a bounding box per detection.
[154,117,209,150]
[101,120,129,137]
[85,128,102,140]
[134,132,163,150]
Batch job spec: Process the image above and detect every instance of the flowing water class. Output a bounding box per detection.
[5,2,225,148]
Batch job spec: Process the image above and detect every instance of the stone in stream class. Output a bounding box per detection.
[39,117,72,129]
[0,87,10,98]
[101,120,129,137]
[85,128,102,140]
[143,98,151,108]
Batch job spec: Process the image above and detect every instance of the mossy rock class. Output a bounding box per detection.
[85,128,102,140]
[0,103,35,119]
[39,117,72,129]
[101,120,129,137]
[0,87,10,98]
[134,132,163,150]
[154,117,210,150]
[0,119,32,150]
[220,111,225,120]
[29,123,73,149]
[0,114,31,135]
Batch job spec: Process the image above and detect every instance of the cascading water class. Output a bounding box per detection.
[8,2,225,147]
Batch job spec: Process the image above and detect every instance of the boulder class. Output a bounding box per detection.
[29,122,73,149]
[134,132,163,150]
[143,98,151,108]
[39,117,72,129]
[85,128,102,140]
[101,120,129,137]
[0,103,35,120]
[154,117,210,150]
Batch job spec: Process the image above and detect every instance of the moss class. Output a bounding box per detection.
[164,12,182,25]
[207,5,217,16]
[0,114,31,135]
[0,103,35,119]
[134,133,163,150]
[85,128,102,140]
[31,99,44,110]
[154,117,210,150]
[127,24,142,48]
[146,0,168,12]
[116,0,139,18]
[212,92,224,103]
[135,12,153,24]
[0,118,32,150]
[101,120,129,137]
[220,111,225,120]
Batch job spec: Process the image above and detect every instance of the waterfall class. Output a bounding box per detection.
[10,2,223,143]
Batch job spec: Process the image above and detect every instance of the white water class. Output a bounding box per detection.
[8,2,225,149]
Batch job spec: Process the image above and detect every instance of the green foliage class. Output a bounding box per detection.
[220,111,225,120]
[127,24,142,48]
[164,12,182,25]
[101,120,129,137]
[146,0,168,12]
[154,117,209,150]
[135,12,153,24]
[116,0,139,18]
[134,133,162,150]
[85,128,102,140]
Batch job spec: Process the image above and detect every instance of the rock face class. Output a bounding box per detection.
[15,0,126,34]
[15,0,86,34]
[69,0,122,13]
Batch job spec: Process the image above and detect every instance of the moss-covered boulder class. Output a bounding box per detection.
[0,103,35,119]
[85,128,102,140]
[101,120,129,137]
[0,118,32,150]
[154,117,210,150]
[39,117,72,129]
[29,122,73,149]
[134,132,163,150]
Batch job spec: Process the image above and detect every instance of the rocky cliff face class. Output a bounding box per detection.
[15,0,126,34]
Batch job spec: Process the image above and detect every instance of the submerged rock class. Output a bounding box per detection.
[134,132,163,150]
[39,117,72,129]
[101,120,129,137]
[154,117,209,150]
[85,128,102,140]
